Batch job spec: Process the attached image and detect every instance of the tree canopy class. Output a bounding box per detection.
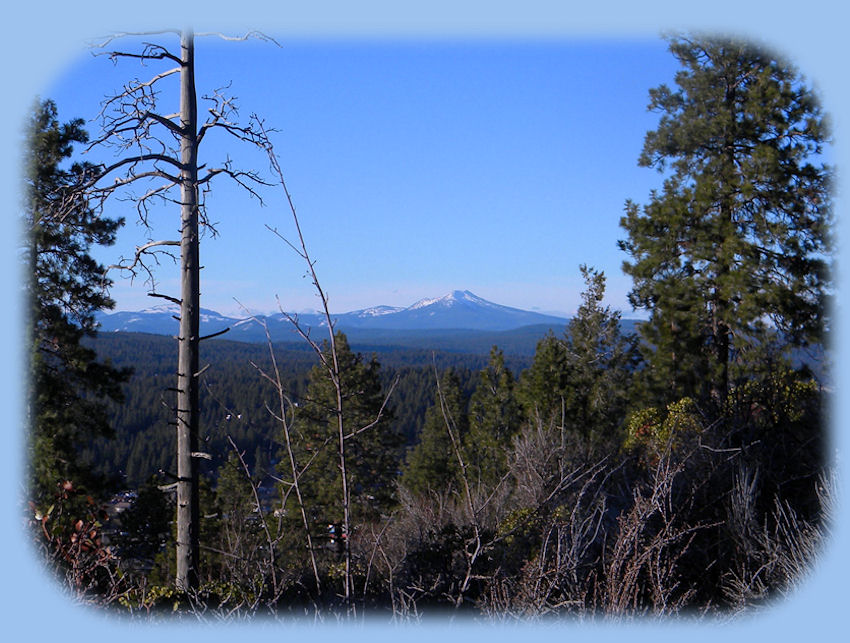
[619,34,833,405]
[292,333,402,525]
[25,99,129,506]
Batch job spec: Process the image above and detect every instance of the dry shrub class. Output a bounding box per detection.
[721,468,833,613]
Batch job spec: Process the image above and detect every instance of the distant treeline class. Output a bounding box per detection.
[83,331,531,489]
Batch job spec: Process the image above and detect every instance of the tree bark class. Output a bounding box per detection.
[175,28,201,592]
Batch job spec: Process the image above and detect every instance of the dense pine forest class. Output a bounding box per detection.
[82,331,516,489]
[24,32,835,621]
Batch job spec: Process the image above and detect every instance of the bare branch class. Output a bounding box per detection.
[235,300,323,593]
[272,295,332,370]
[107,239,180,285]
[91,66,180,122]
[88,30,181,50]
[91,153,183,178]
[195,30,282,47]
[431,359,485,608]
[225,434,280,597]
[265,224,307,259]
[344,372,400,440]
[198,165,271,205]
[148,292,182,305]
[199,327,231,341]
[143,108,184,136]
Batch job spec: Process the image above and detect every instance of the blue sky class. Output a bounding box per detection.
[3,1,849,641]
[44,37,684,317]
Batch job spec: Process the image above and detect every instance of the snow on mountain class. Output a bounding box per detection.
[133,303,229,320]
[408,296,442,310]
[96,290,570,337]
[137,304,175,314]
[350,305,406,318]
[409,290,484,310]
[369,289,567,331]
[231,317,257,329]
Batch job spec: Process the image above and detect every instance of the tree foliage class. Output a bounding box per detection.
[293,333,402,525]
[464,347,522,486]
[401,368,468,495]
[561,265,640,449]
[516,331,570,426]
[619,34,833,405]
[516,266,639,452]
[25,99,130,506]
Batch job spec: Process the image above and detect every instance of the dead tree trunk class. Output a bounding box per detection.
[175,28,201,592]
[84,29,277,593]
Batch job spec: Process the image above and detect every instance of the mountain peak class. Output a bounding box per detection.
[448,289,477,300]
[409,289,481,310]
[97,289,571,336]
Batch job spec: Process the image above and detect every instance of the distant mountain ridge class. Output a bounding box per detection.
[95,289,572,342]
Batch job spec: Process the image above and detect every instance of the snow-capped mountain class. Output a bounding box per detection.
[409,290,489,310]
[341,290,567,331]
[95,290,570,340]
[95,304,238,336]
[348,305,406,318]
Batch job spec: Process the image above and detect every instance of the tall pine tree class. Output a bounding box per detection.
[619,34,833,407]
[25,99,130,507]
[561,265,640,451]
[465,347,522,487]
[516,331,570,427]
[401,368,468,495]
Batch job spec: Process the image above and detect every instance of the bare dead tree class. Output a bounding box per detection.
[81,29,276,591]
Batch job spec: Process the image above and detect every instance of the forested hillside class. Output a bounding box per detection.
[82,331,521,489]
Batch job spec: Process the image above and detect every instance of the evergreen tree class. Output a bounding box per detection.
[293,333,401,526]
[24,99,130,507]
[401,368,468,495]
[116,475,174,568]
[619,34,832,407]
[465,347,522,486]
[216,452,258,532]
[213,452,265,584]
[561,265,640,450]
[516,331,570,427]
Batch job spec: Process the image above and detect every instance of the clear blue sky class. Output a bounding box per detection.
[45,37,686,317]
